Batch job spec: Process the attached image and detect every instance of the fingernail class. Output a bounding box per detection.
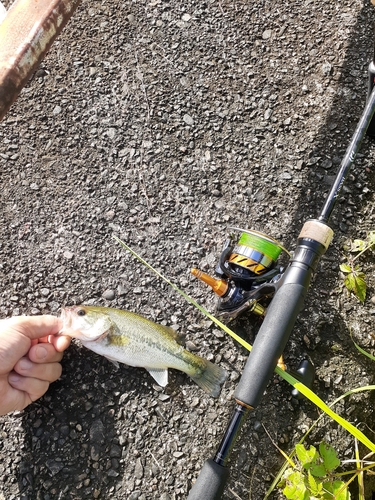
[9,373,20,383]
[19,358,33,370]
[35,345,48,361]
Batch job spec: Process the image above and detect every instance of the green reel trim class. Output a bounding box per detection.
[231,227,290,263]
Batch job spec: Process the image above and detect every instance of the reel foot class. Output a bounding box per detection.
[290,359,315,399]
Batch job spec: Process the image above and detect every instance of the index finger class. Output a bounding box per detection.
[0,315,63,340]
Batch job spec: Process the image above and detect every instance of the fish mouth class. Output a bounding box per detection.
[59,307,72,334]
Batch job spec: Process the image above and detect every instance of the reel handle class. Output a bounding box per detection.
[187,459,229,500]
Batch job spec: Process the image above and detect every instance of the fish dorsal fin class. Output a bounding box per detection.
[162,326,185,346]
[147,368,168,387]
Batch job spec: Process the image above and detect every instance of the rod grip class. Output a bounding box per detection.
[187,459,230,500]
[234,281,307,407]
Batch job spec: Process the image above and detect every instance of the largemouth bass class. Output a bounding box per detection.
[60,305,227,397]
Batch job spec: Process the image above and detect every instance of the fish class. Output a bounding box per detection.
[60,305,227,397]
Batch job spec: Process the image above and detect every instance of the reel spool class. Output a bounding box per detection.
[219,228,289,282]
[192,228,290,319]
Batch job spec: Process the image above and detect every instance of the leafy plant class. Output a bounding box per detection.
[278,442,350,500]
[340,231,375,302]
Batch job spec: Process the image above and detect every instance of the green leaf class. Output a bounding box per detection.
[283,471,309,500]
[323,480,350,500]
[295,443,327,477]
[319,442,340,472]
[351,239,366,252]
[307,470,323,495]
[368,231,375,245]
[295,444,318,467]
[309,463,327,478]
[339,263,351,273]
[344,271,366,302]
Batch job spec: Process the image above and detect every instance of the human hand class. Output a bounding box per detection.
[0,315,71,416]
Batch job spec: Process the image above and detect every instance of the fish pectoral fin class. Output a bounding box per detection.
[104,356,120,370]
[147,368,168,387]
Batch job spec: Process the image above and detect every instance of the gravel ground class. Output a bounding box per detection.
[2,0,375,499]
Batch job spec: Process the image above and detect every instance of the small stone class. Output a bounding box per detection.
[104,210,115,221]
[134,458,144,479]
[253,420,262,431]
[102,289,115,300]
[173,451,184,458]
[334,375,343,385]
[191,397,200,407]
[29,183,40,190]
[264,109,272,120]
[107,469,119,477]
[40,288,50,297]
[35,68,47,78]
[295,160,304,170]
[52,105,62,115]
[322,62,332,76]
[160,494,171,500]
[117,284,127,297]
[128,492,141,500]
[262,29,272,39]
[107,128,116,140]
[63,251,74,260]
[181,13,191,21]
[185,340,198,351]
[183,114,194,125]
[48,301,60,312]
[322,159,333,169]
[46,459,64,475]
[110,445,122,458]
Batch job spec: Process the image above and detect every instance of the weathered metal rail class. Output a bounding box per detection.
[0,0,81,121]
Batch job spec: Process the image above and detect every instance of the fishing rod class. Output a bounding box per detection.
[187,54,375,500]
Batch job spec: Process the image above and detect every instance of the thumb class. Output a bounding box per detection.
[0,316,62,374]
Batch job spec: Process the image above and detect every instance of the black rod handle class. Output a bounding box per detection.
[235,222,332,407]
[187,459,230,500]
[234,279,308,406]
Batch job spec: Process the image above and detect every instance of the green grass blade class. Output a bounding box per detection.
[113,235,253,352]
[276,369,375,453]
[355,439,365,500]
[350,331,375,361]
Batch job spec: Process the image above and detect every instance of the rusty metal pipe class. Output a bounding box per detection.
[0,0,81,121]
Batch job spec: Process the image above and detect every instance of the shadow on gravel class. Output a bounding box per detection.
[226,2,375,498]
[17,343,154,500]
[282,2,375,497]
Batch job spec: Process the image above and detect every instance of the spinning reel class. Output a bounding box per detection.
[192,228,290,320]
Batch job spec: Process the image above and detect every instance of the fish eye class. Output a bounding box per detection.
[77,309,86,317]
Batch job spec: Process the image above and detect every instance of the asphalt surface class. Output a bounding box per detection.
[1,0,375,499]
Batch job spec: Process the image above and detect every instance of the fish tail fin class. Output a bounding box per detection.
[190,360,227,398]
